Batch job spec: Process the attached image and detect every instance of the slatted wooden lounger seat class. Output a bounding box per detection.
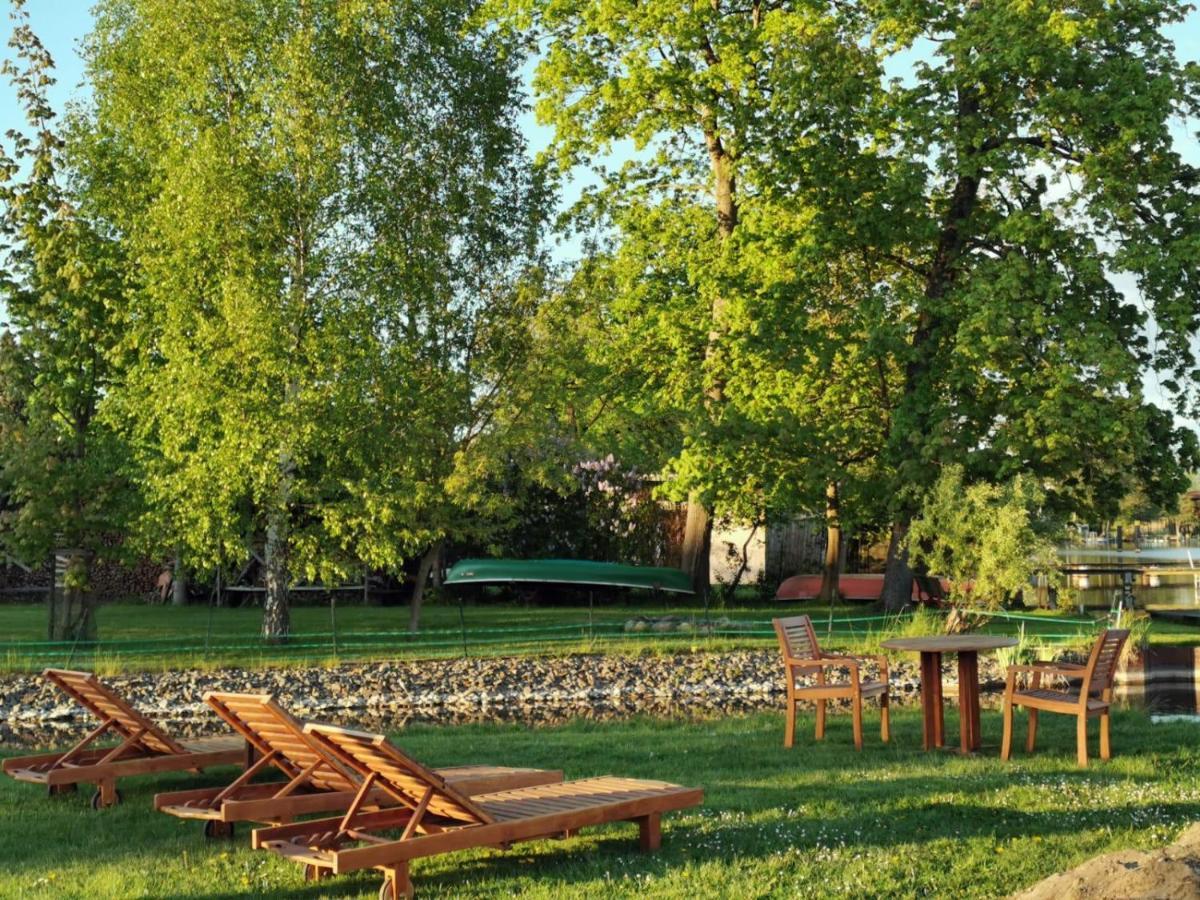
[253,723,703,899]
[155,692,564,838]
[1,669,246,808]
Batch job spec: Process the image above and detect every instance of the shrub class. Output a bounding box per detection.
[907,466,1063,610]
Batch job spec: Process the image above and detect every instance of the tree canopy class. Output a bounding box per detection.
[82,0,547,636]
[2,0,1198,625]
[0,1,134,639]
[498,0,1200,606]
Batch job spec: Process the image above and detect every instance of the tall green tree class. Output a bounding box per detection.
[491,2,743,594]
[0,1,133,640]
[747,0,1200,607]
[85,0,546,638]
[504,0,1200,604]
[482,0,902,600]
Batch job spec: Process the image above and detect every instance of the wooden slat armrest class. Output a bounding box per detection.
[1032,660,1084,669]
[822,655,889,674]
[816,656,864,667]
[788,657,859,671]
[1008,664,1084,679]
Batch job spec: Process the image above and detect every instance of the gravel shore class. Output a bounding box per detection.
[0,650,1010,747]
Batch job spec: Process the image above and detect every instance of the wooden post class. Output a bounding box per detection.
[458,593,468,658]
[330,593,338,656]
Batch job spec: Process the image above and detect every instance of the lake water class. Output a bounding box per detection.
[1058,546,1200,610]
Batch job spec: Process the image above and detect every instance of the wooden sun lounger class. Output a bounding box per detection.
[1,669,247,808]
[154,692,563,838]
[253,723,703,899]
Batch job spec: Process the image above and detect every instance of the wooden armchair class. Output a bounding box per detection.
[773,615,890,751]
[1000,629,1129,768]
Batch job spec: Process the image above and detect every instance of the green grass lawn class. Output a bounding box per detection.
[0,598,1196,673]
[4,707,1200,898]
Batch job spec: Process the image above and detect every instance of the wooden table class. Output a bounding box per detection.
[881,635,1017,754]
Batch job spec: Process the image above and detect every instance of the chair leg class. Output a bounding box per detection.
[638,813,661,852]
[880,693,890,743]
[784,698,796,749]
[1026,709,1038,753]
[852,693,863,751]
[1100,712,1111,761]
[1001,697,1014,761]
[815,700,826,741]
[1077,716,1089,768]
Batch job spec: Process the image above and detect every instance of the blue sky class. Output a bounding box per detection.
[8,3,1195,197]
[1,2,1198,422]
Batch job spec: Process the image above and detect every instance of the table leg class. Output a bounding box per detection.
[919,652,934,751]
[932,653,944,748]
[957,651,981,753]
[919,652,944,751]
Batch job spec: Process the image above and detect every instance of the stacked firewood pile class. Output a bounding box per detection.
[0,557,51,593]
[90,555,163,603]
[0,536,163,603]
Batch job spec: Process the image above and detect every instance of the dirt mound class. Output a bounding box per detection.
[1013,823,1200,900]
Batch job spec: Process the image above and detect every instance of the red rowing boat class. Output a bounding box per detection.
[776,573,952,602]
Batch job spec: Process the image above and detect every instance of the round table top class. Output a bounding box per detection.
[880,635,1018,653]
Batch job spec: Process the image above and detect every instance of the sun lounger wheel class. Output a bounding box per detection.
[303,865,332,883]
[91,787,122,809]
[203,820,235,840]
[379,866,413,900]
[47,783,76,797]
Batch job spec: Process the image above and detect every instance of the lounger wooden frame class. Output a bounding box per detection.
[774,615,890,750]
[154,692,563,837]
[253,723,703,899]
[1000,629,1129,768]
[1,669,246,808]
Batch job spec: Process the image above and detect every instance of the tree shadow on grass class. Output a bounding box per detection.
[5,706,1198,894]
[177,790,1200,900]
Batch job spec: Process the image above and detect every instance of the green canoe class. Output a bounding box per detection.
[444,558,694,594]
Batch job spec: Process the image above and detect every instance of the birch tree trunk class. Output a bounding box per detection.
[171,550,187,607]
[680,121,739,600]
[262,505,291,641]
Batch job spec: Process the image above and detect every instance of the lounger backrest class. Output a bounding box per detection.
[304,723,494,826]
[773,615,821,661]
[203,692,356,793]
[1083,629,1129,697]
[44,669,186,756]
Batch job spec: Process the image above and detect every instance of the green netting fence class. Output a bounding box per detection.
[0,607,1110,671]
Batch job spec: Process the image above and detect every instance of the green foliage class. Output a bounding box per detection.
[80,0,549,618]
[0,2,134,598]
[503,455,674,565]
[748,0,1200,523]
[907,466,1062,609]
[492,0,1200,547]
